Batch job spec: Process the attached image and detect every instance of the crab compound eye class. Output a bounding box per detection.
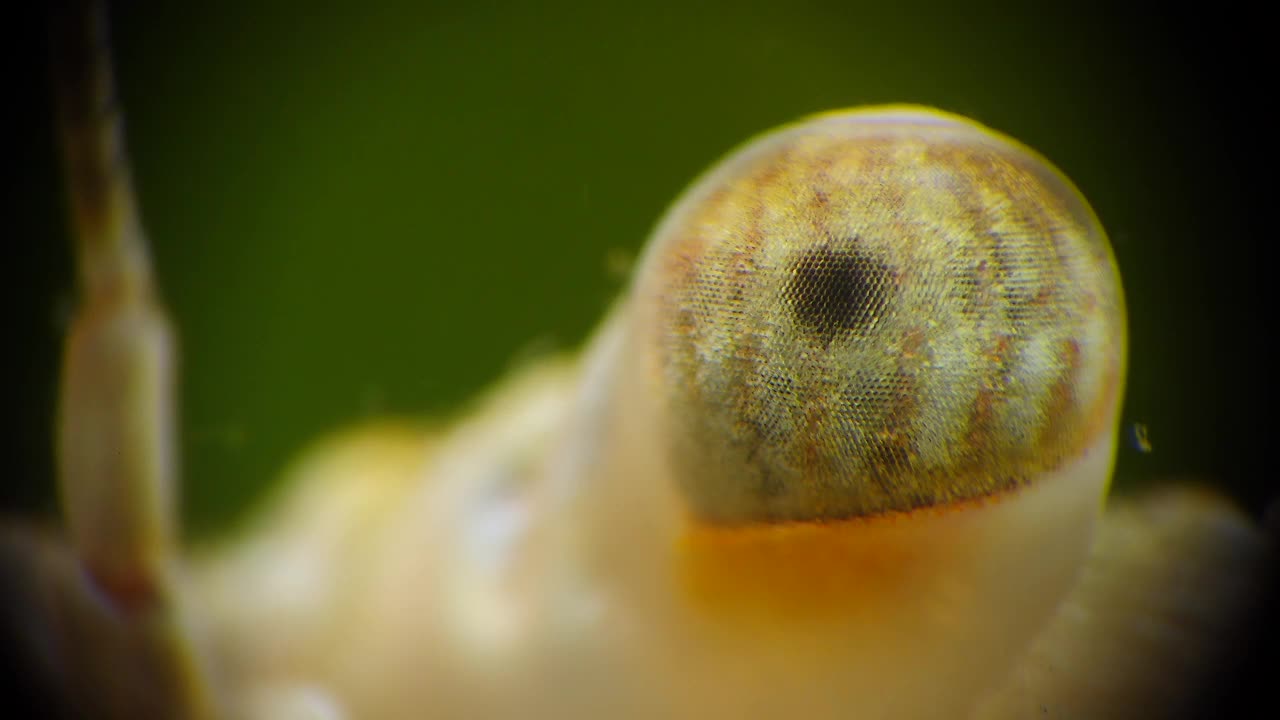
[638,107,1126,525]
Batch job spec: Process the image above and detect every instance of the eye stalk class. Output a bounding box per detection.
[639,106,1126,524]
[536,107,1129,716]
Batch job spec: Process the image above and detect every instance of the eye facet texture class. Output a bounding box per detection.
[642,107,1125,524]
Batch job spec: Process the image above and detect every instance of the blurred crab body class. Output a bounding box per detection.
[195,360,1120,719]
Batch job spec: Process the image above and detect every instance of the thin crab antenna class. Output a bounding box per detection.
[51,0,155,303]
[49,2,217,716]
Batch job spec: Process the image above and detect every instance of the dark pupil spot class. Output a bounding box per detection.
[786,245,893,339]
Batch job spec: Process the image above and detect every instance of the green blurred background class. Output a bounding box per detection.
[11,2,1265,538]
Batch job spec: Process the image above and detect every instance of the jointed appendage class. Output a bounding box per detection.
[53,0,175,615]
[8,2,218,717]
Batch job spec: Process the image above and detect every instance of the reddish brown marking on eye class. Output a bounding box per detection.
[966,385,1000,454]
[963,332,1014,449]
[727,244,762,299]
[801,399,827,475]
[660,246,706,337]
[668,306,698,344]
[1062,338,1082,371]
[899,326,927,362]
[1028,283,1057,308]
[862,369,920,493]
[661,237,708,293]
[1036,339,1083,457]
[728,334,765,422]
[986,333,1014,368]
[1081,290,1099,313]
[749,149,788,192]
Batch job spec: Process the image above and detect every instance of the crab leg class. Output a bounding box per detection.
[53,0,175,616]
[49,1,217,716]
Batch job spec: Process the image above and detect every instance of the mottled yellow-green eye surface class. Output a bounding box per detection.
[641,106,1126,524]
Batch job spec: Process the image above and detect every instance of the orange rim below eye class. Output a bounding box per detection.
[676,494,1003,620]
